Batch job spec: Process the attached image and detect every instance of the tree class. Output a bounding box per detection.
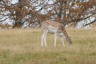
[42,0,96,26]
[0,0,96,28]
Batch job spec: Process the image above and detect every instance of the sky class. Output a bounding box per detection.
[11,0,18,4]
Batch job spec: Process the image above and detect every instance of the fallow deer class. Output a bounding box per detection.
[41,20,72,47]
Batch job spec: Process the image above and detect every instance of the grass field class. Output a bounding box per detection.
[0,28,96,64]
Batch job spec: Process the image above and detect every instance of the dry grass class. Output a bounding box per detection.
[0,28,96,64]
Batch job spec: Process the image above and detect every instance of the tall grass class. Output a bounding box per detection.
[0,28,96,64]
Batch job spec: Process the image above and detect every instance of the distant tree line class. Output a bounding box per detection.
[0,0,96,28]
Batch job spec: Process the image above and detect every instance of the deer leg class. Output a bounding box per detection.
[41,30,45,47]
[43,30,48,47]
[54,32,57,47]
[60,36,65,46]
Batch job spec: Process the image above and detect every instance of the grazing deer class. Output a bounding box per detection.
[41,20,72,47]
